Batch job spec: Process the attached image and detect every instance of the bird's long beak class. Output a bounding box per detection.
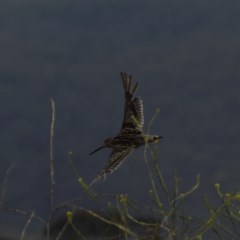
[89,145,105,155]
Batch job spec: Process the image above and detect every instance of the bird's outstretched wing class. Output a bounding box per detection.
[120,72,144,130]
[89,146,134,186]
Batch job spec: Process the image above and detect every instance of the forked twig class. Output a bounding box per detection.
[20,211,35,240]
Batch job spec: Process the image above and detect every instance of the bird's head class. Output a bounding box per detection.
[151,135,163,143]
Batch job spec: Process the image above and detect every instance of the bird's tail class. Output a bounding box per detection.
[121,72,138,98]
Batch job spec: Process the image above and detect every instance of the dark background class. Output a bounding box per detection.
[0,0,240,238]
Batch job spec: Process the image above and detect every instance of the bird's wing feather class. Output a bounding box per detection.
[89,146,134,186]
[133,97,144,129]
[120,72,144,130]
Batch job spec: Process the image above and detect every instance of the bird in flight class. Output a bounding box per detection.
[89,72,162,185]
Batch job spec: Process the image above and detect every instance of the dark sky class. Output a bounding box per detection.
[1,0,240,238]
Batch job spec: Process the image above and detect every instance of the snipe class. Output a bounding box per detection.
[89,72,162,185]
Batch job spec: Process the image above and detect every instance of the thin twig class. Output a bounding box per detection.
[69,221,86,240]
[0,164,15,208]
[50,98,56,212]
[144,108,164,213]
[49,204,137,238]
[84,208,137,238]
[3,207,45,225]
[20,211,35,240]
[55,220,69,240]
[170,169,180,238]
[174,174,200,201]
[151,150,169,196]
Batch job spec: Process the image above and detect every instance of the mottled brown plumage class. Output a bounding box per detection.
[89,72,162,185]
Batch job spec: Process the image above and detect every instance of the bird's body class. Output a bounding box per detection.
[89,72,162,185]
[103,128,160,149]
